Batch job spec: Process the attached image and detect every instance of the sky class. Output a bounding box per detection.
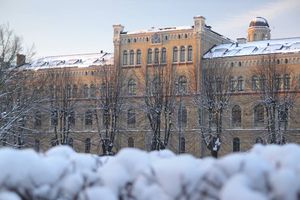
[0,0,299,58]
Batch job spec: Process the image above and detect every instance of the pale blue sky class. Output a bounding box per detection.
[1,0,299,57]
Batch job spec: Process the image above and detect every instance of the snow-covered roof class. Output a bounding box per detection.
[22,52,114,70]
[125,26,192,35]
[203,37,300,59]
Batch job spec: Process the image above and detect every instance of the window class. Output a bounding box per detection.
[154,48,159,64]
[49,85,54,99]
[178,105,187,128]
[127,109,136,128]
[275,74,281,90]
[237,76,243,91]
[230,77,235,92]
[173,47,178,62]
[83,84,89,97]
[152,77,160,95]
[187,46,192,61]
[34,111,42,128]
[2,138,6,146]
[254,104,264,127]
[85,138,91,153]
[161,47,166,63]
[69,138,73,148]
[123,50,128,65]
[178,76,187,94]
[72,85,78,98]
[179,137,185,153]
[128,79,136,95]
[260,75,266,91]
[232,105,241,128]
[85,110,93,126]
[90,84,96,97]
[279,108,288,124]
[255,137,263,144]
[216,77,222,93]
[129,50,134,65]
[147,49,152,64]
[67,85,71,98]
[34,139,40,152]
[252,75,259,90]
[180,46,185,62]
[69,110,75,126]
[232,137,240,152]
[51,110,58,126]
[128,137,134,147]
[136,49,141,65]
[283,74,290,90]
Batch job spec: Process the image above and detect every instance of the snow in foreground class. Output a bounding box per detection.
[1,145,300,200]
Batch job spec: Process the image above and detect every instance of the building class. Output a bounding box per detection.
[3,16,300,157]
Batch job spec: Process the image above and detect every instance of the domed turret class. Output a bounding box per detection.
[247,17,271,42]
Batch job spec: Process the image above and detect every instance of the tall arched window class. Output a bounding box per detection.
[255,137,264,144]
[254,104,264,127]
[136,49,141,65]
[178,105,187,128]
[187,46,192,61]
[127,109,136,128]
[128,137,134,147]
[51,110,58,126]
[123,50,128,65]
[154,48,159,64]
[232,137,240,152]
[161,47,166,63]
[237,76,244,91]
[232,105,241,128]
[66,85,71,98]
[180,46,185,62]
[85,110,93,126]
[85,138,91,153]
[180,137,185,153]
[128,79,136,95]
[173,47,178,62]
[178,75,187,94]
[252,75,259,90]
[34,139,40,152]
[72,85,78,98]
[69,110,75,126]
[34,111,42,128]
[68,138,73,148]
[283,74,290,90]
[83,84,89,97]
[129,50,134,65]
[260,75,266,91]
[230,76,235,92]
[90,84,96,98]
[147,49,152,64]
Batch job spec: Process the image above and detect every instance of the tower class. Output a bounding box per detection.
[113,24,124,68]
[247,17,271,42]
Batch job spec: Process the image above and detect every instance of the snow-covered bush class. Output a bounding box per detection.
[0,144,300,200]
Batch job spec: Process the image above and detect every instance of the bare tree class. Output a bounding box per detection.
[252,55,297,144]
[196,60,232,158]
[144,63,176,151]
[93,64,124,155]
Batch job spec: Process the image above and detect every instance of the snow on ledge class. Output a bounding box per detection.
[1,144,300,200]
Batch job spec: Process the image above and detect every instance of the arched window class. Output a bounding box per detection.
[51,110,58,126]
[187,46,192,61]
[83,84,89,97]
[232,137,240,152]
[178,105,187,128]
[128,137,134,147]
[68,138,73,148]
[255,137,263,144]
[252,75,259,90]
[136,49,141,65]
[152,77,160,95]
[178,76,187,94]
[147,49,152,64]
[254,104,264,127]
[34,139,40,152]
[154,48,159,64]
[230,76,235,92]
[161,47,166,63]
[180,137,185,153]
[128,79,136,95]
[85,138,91,153]
[72,85,78,98]
[90,84,96,98]
[49,85,54,99]
[180,46,185,62]
[123,50,128,65]
[69,110,75,126]
[173,47,178,62]
[283,74,290,90]
[129,50,134,65]
[259,75,266,91]
[127,109,136,128]
[232,105,241,128]
[66,85,71,98]
[85,110,93,126]
[237,76,243,91]
[34,111,42,128]
[1,138,6,146]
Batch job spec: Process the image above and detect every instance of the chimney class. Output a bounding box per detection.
[237,38,247,44]
[16,54,26,66]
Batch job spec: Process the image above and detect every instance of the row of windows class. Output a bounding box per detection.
[122,33,193,44]
[232,136,283,152]
[123,46,193,66]
[251,74,291,91]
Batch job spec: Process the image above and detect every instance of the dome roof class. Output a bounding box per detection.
[249,17,269,27]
